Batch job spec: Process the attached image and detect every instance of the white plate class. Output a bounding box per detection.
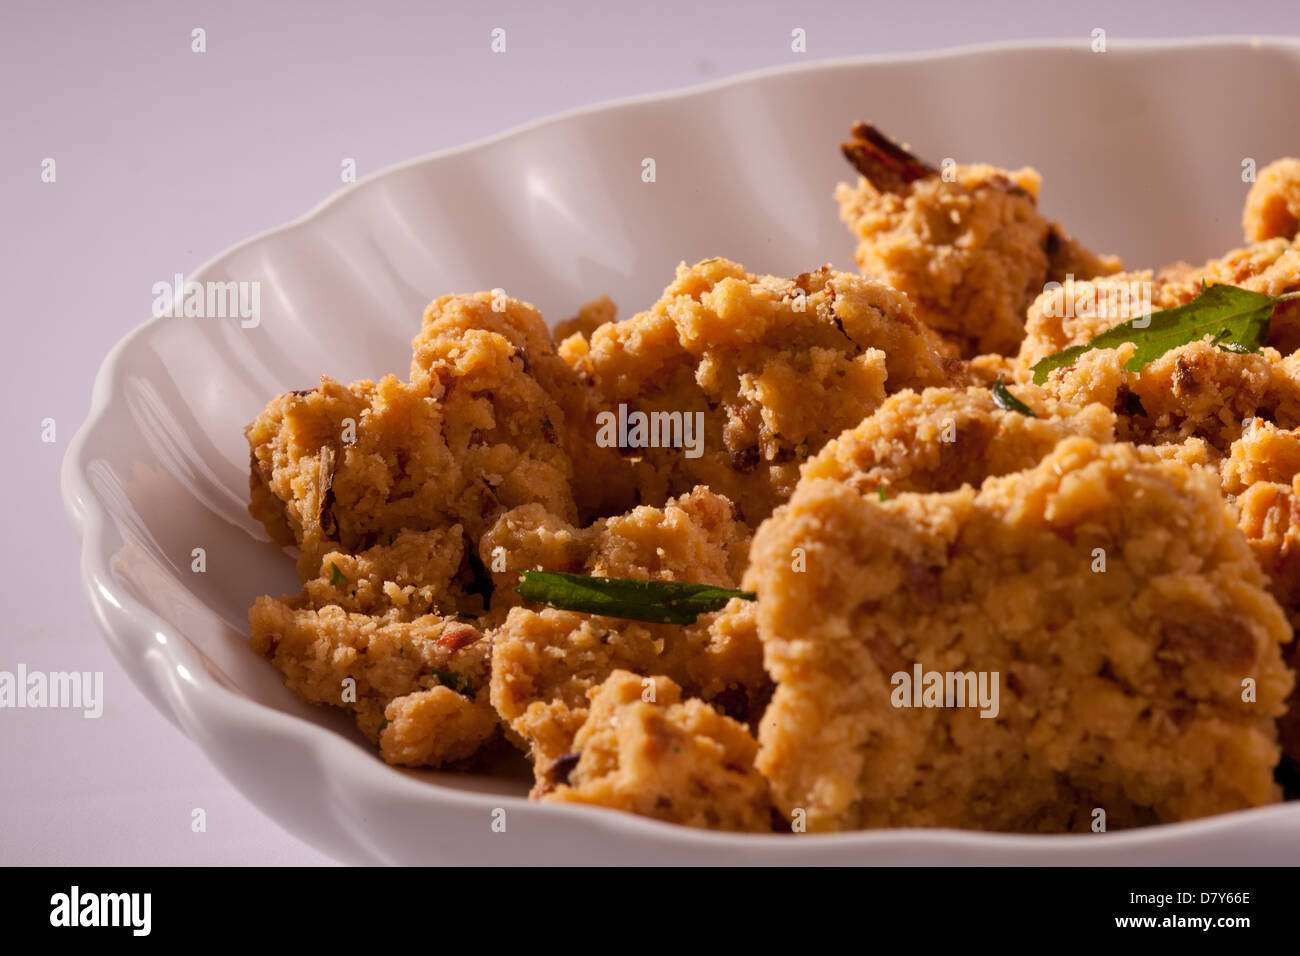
[64,37,1300,865]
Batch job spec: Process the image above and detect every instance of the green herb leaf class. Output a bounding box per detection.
[515,570,755,625]
[991,377,1037,417]
[1031,284,1285,385]
[876,485,889,502]
[329,561,348,587]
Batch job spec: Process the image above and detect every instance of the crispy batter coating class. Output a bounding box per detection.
[1223,418,1300,496]
[486,487,767,788]
[1016,243,1300,455]
[540,670,772,831]
[801,385,1116,496]
[559,257,957,523]
[1244,158,1300,243]
[412,291,637,521]
[750,437,1292,832]
[246,292,578,578]
[1029,340,1300,458]
[249,529,497,766]
[554,295,618,343]
[1224,420,1300,765]
[1017,236,1300,770]
[837,126,1120,357]
[1020,241,1300,363]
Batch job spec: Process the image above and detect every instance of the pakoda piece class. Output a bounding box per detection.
[1223,418,1300,496]
[836,123,1121,357]
[1015,245,1300,455]
[246,291,578,578]
[1244,158,1300,243]
[1227,424,1300,768]
[801,385,1116,497]
[553,294,617,343]
[486,487,768,788]
[559,256,958,523]
[249,528,498,767]
[540,670,772,832]
[411,291,638,521]
[1019,243,1300,365]
[750,436,1293,832]
[1035,340,1300,457]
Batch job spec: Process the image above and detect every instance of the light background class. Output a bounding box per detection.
[3,0,1297,865]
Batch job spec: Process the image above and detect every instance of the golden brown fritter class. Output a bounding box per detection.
[1223,419,1300,766]
[249,529,498,767]
[1067,342,1290,452]
[1020,241,1300,363]
[1015,234,1300,456]
[836,123,1121,357]
[1244,158,1300,243]
[411,291,638,521]
[246,292,579,579]
[486,487,767,789]
[1016,237,1300,771]
[801,385,1116,497]
[750,436,1292,832]
[540,670,772,832]
[1027,340,1300,458]
[1223,418,1300,496]
[553,295,618,343]
[558,256,957,523]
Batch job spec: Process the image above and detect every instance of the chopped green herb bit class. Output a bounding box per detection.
[991,377,1037,417]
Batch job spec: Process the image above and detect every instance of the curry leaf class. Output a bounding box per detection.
[515,570,754,625]
[1031,284,1296,385]
[991,377,1037,417]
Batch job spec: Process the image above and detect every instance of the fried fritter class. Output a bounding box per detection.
[1244,158,1300,243]
[246,292,579,578]
[801,385,1116,497]
[836,123,1121,357]
[1019,240,1300,364]
[1030,340,1300,458]
[1224,420,1300,765]
[750,436,1292,832]
[486,487,767,789]
[540,670,772,832]
[249,528,498,767]
[559,256,957,523]
[412,291,638,521]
